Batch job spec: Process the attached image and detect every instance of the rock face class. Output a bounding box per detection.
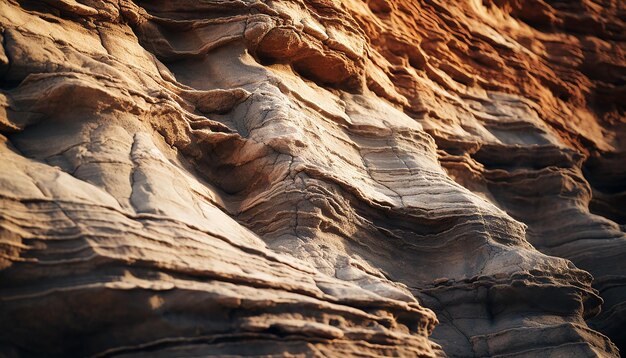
[0,0,624,356]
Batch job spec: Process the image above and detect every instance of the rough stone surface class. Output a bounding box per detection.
[0,0,624,357]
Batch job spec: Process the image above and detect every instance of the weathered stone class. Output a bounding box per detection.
[0,0,624,356]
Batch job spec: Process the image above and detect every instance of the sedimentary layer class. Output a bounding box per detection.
[0,0,624,357]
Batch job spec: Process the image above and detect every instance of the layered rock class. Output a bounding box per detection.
[0,0,624,357]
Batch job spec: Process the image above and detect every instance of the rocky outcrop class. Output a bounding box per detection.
[0,0,624,357]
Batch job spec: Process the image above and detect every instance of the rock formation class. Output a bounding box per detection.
[0,0,624,356]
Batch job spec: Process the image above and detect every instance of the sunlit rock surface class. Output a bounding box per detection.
[0,0,624,357]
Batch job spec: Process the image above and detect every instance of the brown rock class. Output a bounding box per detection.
[0,0,624,356]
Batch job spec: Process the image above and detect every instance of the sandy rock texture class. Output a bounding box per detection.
[0,0,624,357]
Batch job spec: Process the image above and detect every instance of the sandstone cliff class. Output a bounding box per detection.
[0,0,624,357]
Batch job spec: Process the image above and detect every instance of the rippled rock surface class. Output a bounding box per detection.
[0,0,624,357]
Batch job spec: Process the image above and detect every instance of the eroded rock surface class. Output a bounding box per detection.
[0,0,624,357]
